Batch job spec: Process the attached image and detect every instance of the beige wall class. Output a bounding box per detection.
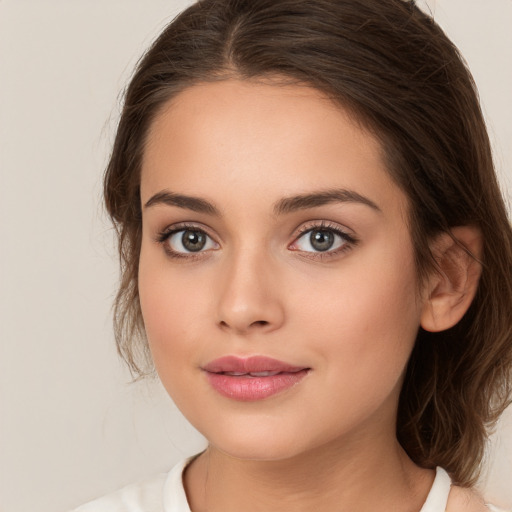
[0,1,510,511]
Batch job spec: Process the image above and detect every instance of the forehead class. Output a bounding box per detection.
[141,79,408,217]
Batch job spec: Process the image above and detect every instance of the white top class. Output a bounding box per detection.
[72,459,505,512]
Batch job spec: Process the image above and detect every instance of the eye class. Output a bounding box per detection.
[163,228,218,254]
[290,225,356,254]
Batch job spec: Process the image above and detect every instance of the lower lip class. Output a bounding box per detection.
[205,370,309,401]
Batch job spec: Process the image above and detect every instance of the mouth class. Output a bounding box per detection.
[202,356,311,401]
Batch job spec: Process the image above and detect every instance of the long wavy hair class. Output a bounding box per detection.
[103,0,512,485]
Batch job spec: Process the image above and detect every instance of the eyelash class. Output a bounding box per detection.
[155,223,216,260]
[290,221,358,261]
[155,221,358,261]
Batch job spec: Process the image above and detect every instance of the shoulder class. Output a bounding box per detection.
[447,485,508,512]
[71,472,168,512]
[70,457,192,512]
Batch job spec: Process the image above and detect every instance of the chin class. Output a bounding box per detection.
[197,419,306,461]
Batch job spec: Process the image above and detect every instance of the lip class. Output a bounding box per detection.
[202,356,310,401]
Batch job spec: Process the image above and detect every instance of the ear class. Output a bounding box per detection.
[420,226,482,333]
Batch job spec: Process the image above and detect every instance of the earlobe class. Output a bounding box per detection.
[420,226,482,333]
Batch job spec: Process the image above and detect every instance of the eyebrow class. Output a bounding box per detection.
[273,188,381,215]
[143,187,380,216]
[144,190,220,215]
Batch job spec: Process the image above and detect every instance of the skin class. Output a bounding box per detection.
[138,79,485,512]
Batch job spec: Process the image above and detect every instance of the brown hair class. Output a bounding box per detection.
[104,0,512,485]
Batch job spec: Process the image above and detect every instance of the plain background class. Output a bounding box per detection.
[0,1,511,511]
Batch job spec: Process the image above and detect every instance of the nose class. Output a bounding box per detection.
[216,249,285,335]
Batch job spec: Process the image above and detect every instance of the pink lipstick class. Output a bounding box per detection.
[202,356,310,401]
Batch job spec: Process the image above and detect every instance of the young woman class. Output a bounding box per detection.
[75,0,512,510]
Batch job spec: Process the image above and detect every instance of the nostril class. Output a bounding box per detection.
[251,320,269,327]
[218,318,270,333]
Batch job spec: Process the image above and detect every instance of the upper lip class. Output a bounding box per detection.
[202,356,308,375]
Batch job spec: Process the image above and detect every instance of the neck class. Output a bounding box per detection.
[184,430,434,512]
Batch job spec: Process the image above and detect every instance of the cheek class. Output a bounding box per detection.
[292,260,421,434]
[294,240,422,380]
[139,273,207,417]
[138,250,204,375]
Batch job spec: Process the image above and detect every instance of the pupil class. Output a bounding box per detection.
[182,230,206,252]
[310,230,334,252]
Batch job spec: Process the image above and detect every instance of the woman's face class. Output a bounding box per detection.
[139,79,425,460]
